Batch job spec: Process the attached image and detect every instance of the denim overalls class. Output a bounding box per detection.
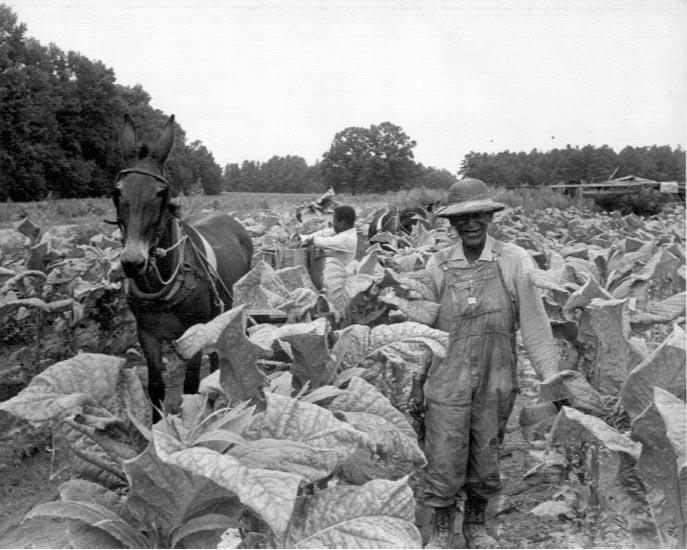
[423,240,518,507]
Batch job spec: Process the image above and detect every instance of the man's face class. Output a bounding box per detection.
[332,215,347,234]
[449,211,493,248]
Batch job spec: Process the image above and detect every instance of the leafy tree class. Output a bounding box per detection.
[412,164,457,189]
[321,123,417,194]
[222,162,242,192]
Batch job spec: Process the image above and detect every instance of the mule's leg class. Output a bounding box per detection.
[209,351,219,373]
[139,329,165,419]
[183,351,203,395]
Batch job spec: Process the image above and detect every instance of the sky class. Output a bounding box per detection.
[5,0,687,173]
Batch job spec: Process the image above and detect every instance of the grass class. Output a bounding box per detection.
[0,186,597,231]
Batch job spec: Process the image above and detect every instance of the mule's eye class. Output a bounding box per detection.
[156,189,167,198]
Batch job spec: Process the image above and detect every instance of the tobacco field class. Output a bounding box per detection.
[0,196,685,549]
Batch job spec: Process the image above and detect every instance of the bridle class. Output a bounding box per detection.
[110,167,230,313]
[109,167,175,246]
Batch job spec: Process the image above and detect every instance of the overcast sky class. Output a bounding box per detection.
[5,0,686,173]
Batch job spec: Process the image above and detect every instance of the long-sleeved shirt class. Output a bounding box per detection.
[423,234,558,380]
[305,227,358,266]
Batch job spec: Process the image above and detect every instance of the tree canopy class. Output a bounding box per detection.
[460,145,685,188]
[0,4,223,201]
[320,123,419,194]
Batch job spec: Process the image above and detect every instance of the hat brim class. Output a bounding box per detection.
[435,199,506,218]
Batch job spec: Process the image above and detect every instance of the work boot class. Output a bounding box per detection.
[424,506,453,549]
[464,497,497,549]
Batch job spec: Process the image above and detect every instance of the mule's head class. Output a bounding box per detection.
[113,114,176,278]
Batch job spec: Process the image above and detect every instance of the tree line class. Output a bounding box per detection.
[460,145,685,188]
[1,4,684,202]
[0,5,223,201]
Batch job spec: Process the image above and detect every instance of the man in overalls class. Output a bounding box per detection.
[409,178,559,548]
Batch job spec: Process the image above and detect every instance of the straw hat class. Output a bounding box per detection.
[435,178,506,217]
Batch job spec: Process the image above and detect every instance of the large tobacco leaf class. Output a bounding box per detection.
[228,438,341,484]
[330,377,426,481]
[322,257,375,320]
[0,353,150,426]
[26,500,150,549]
[175,306,270,405]
[247,393,371,463]
[586,298,645,394]
[233,260,291,310]
[56,411,140,489]
[285,477,421,548]
[151,429,298,541]
[619,325,686,420]
[50,479,138,549]
[551,406,641,461]
[124,444,242,539]
[328,322,447,373]
[633,388,687,548]
[280,322,334,389]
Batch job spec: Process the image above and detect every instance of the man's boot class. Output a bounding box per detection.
[464,496,497,549]
[424,506,453,549]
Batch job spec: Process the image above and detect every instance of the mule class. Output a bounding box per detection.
[113,114,253,417]
[367,204,434,241]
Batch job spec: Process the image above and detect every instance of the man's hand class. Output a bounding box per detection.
[408,375,426,416]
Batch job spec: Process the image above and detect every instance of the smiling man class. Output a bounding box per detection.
[409,178,559,548]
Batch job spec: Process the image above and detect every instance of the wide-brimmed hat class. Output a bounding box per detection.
[435,178,506,218]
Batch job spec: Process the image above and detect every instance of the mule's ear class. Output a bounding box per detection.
[151,114,175,165]
[120,114,138,160]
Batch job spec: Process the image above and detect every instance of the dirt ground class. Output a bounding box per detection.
[0,352,636,549]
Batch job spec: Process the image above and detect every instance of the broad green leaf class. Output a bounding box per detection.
[153,429,300,540]
[57,413,139,489]
[630,291,686,326]
[124,444,241,537]
[249,393,371,462]
[280,320,334,388]
[0,354,147,424]
[299,386,347,404]
[538,370,607,417]
[378,291,439,326]
[551,406,641,460]
[169,513,234,549]
[628,248,683,307]
[276,265,316,292]
[175,306,270,406]
[285,477,421,548]
[653,387,686,471]
[587,298,645,395]
[633,388,686,545]
[59,479,135,525]
[330,377,426,479]
[210,401,256,434]
[193,429,246,449]
[331,377,415,438]
[228,438,341,483]
[322,258,375,319]
[233,260,291,310]
[277,287,320,322]
[563,276,611,312]
[25,500,149,549]
[175,306,271,359]
[619,325,686,420]
[329,322,447,373]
